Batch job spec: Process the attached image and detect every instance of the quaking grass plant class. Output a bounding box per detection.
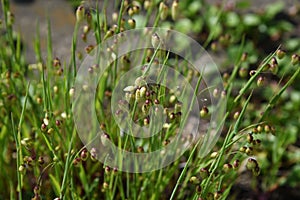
[0,0,300,199]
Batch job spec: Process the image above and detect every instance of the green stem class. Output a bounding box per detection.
[202,92,252,196]
[234,49,279,103]
[169,138,202,200]
[117,0,125,33]
[260,66,300,121]
[71,22,79,79]
[11,82,30,200]
[60,129,76,199]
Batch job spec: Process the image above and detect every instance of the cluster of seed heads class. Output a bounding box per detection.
[119,76,183,128]
[40,112,64,136]
[72,147,102,167]
[248,51,299,87]
[246,157,260,176]
[239,125,272,155]
[237,50,299,88]
[189,166,231,199]
[188,123,273,196]
[76,0,180,45]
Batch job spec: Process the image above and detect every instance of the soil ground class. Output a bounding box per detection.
[8,0,299,63]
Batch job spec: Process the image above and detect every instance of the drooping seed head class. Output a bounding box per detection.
[245,147,253,155]
[41,123,47,132]
[211,41,218,51]
[73,157,81,167]
[233,159,240,169]
[132,5,140,15]
[47,128,54,135]
[291,54,300,65]
[38,156,44,165]
[199,168,209,179]
[264,124,271,133]
[189,176,200,185]
[101,133,111,146]
[196,185,202,194]
[18,164,26,174]
[103,182,109,190]
[257,125,263,133]
[223,163,233,173]
[249,70,256,76]
[69,87,75,97]
[159,2,169,20]
[241,52,248,62]
[137,146,144,153]
[221,90,227,98]
[112,12,118,22]
[214,191,222,199]
[246,158,258,170]
[128,18,136,29]
[270,64,278,74]
[213,88,219,98]
[34,185,40,195]
[151,33,161,49]
[113,167,118,175]
[276,49,286,59]
[169,112,176,120]
[56,68,63,76]
[253,139,261,146]
[90,148,97,161]
[223,72,230,81]
[163,139,170,146]
[105,166,111,174]
[271,57,278,66]
[53,57,61,67]
[144,0,152,10]
[239,67,248,78]
[144,117,150,126]
[86,11,92,25]
[76,6,85,22]
[171,0,179,20]
[104,30,114,40]
[169,95,176,104]
[80,149,88,161]
[210,151,218,158]
[200,106,209,118]
[233,111,240,120]
[257,76,265,87]
[239,146,247,153]
[252,166,260,176]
